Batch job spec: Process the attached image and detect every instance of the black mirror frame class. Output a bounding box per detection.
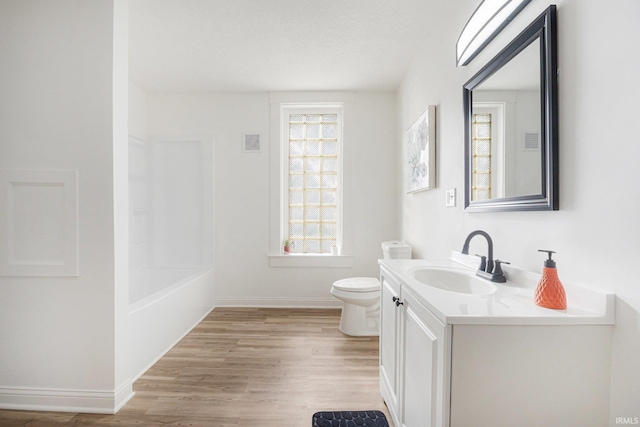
[463,5,558,212]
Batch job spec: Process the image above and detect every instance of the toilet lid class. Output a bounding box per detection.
[332,277,380,292]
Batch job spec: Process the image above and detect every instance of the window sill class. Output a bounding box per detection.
[268,253,354,268]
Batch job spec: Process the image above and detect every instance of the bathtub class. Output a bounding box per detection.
[128,268,215,380]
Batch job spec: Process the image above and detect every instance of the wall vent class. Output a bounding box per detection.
[524,132,540,150]
[242,134,261,152]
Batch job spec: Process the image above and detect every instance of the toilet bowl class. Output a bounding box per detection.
[331,241,412,337]
[330,277,381,336]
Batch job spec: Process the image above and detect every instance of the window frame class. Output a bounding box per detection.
[268,92,354,268]
[280,104,344,255]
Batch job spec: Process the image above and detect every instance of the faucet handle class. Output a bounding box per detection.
[493,259,510,276]
[475,254,487,272]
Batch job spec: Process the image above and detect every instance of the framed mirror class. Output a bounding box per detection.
[463,5,558,212]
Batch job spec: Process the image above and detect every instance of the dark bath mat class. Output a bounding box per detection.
[312,410,389,427]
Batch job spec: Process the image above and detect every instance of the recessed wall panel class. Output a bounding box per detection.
[0,170,79,276]
[11,183,66,264]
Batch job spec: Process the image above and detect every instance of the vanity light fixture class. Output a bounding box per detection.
[456,0,532,66]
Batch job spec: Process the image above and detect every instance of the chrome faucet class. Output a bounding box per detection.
[461,230,509,283]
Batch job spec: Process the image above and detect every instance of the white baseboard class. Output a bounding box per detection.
[0,381,134,414]
[215,296,342,308]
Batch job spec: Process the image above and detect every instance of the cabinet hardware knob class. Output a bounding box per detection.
[392,296,399,302]
[395,300,404,307]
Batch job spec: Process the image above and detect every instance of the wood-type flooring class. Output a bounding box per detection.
[0,308,393,426]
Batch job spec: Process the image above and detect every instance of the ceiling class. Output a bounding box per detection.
[128,0,440,92]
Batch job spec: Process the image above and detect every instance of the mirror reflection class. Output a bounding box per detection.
[463,5,558,212]
[471,41,541,201]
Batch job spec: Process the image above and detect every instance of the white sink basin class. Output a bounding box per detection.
[409,267,496,295]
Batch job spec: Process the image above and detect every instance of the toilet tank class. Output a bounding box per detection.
[381,241,412,259]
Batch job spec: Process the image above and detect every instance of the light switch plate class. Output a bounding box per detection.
[445,188,456,207]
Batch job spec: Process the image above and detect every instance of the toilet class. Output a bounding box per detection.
[330,241,412,336]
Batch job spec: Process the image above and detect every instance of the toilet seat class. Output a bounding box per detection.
[332,277,379,293]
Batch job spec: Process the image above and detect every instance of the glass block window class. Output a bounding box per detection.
[472,113,492,200]
[284,108,342,254]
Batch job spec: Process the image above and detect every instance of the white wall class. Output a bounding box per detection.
[0,0,132,413]
[144,91,398,306]
[397,0,640,422]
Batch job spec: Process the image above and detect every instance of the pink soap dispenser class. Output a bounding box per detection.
[534,250,567,310]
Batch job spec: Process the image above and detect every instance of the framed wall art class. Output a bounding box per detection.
[406,105,436,193]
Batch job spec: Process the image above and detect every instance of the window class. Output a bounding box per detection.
[472,102,505,201]
[281,105,343,254]
[472,112,492,200]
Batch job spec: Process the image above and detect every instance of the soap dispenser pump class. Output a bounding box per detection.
[534,250,567,310]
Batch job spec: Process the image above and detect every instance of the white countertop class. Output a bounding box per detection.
[379,253,615,326]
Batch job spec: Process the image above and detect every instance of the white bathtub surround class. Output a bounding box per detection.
[147,137,214,268]
[127,133,215,381]
[129,269,214,381]
[128,136,214,276]
[129,268,201,305]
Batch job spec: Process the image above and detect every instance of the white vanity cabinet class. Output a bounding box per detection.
[399,285,451,427]
[380,268,452,427]
[379,262,614,427]
[379,273,401,420]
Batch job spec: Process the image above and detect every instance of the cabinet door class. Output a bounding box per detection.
[379,274,400,416]
[401,291,448,427]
